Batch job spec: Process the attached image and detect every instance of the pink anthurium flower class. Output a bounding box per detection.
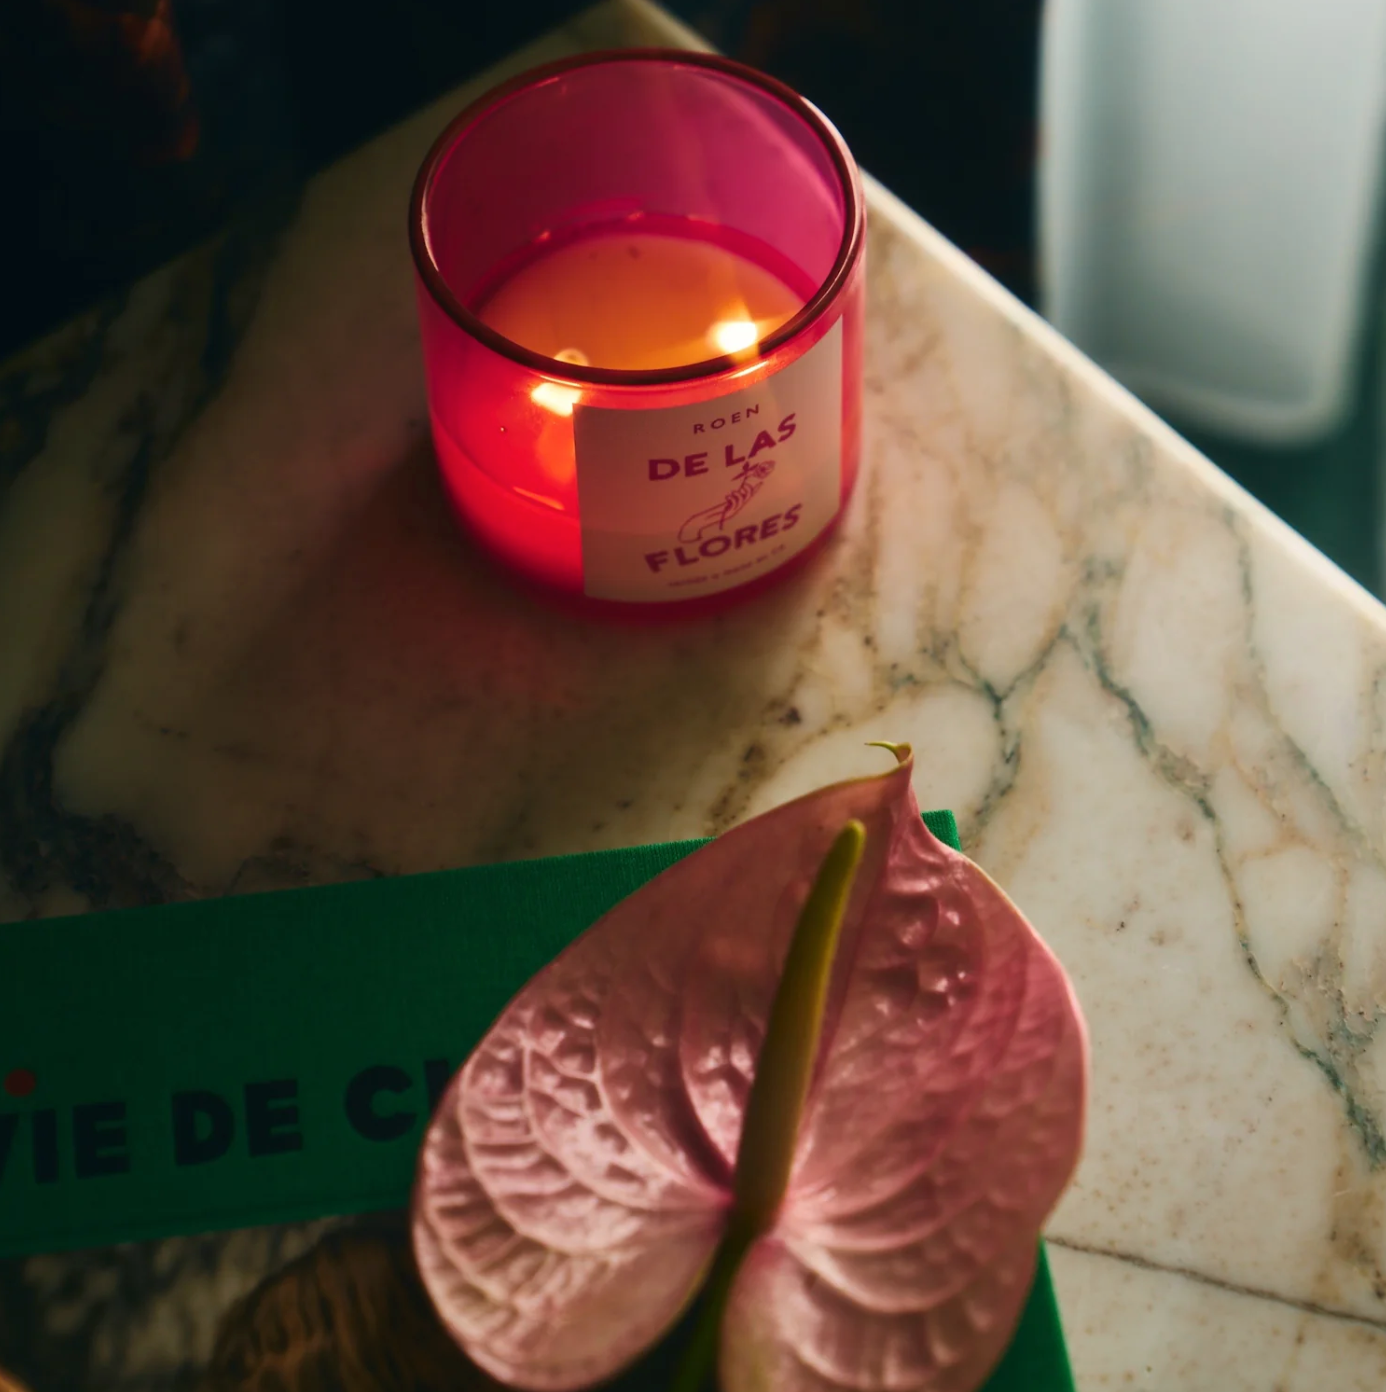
[413,747,1087,1392]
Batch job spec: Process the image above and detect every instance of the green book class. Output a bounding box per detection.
[0,812,1073,1392]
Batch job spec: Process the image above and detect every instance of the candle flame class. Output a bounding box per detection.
[709,319,760,355]
[531,381,582,417]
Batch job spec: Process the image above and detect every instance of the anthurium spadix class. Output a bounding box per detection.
[413,746,1087,1392]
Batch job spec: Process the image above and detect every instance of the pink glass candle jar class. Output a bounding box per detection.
[410,49,865,609]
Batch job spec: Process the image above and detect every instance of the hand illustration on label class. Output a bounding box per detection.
[678,460,776,543]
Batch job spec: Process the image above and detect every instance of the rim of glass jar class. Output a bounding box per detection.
[409,47,865,389]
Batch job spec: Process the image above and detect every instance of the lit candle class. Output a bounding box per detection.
[411,51,865,609]
[478,225,805,371]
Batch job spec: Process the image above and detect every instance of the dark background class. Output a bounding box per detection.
[0,0,1377,589]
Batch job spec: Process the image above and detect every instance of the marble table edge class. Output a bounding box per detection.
[2,0,1383,670]
[612,0,1386,1373]
[606,0,1386,642]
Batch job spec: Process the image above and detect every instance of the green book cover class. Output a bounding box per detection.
[0,811,1073,1392]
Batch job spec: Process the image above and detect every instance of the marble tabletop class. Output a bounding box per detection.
[5,1,1386,1387]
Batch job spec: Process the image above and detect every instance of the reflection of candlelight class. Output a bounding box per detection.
[479,230,801,372]
[530,381,581,417]
[708,318,760,354]
[502,238,800,506]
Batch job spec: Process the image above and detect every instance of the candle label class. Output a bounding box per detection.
[573,321,843,602]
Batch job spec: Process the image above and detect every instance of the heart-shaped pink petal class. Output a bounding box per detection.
[720,1229,1041,1392]
[724,793,1087,1391]
[413,754,1086,1392]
